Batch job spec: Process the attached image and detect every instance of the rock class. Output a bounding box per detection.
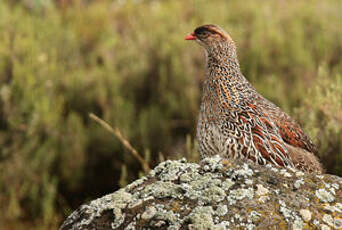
[60,156,342,230]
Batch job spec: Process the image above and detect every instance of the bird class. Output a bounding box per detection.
[185,24,323,173]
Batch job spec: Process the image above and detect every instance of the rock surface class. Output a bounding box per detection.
[60,156,342,230]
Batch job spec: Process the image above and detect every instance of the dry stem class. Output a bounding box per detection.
[89,113,150,173]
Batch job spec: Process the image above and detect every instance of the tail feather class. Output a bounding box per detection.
[285,143,323,173]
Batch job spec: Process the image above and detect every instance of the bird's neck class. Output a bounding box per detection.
[203,43,255,108]
[205,42,249,84]
[205,42,241,80]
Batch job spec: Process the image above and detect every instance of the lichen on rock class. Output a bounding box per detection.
[60,156,342,230]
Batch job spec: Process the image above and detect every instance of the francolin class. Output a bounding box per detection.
[185,24,322,173]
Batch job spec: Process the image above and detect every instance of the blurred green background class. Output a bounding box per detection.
[0,0,341,229]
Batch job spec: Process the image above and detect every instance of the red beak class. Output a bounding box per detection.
[185,32,196,40]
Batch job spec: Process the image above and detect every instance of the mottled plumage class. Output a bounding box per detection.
[186,24,322,173]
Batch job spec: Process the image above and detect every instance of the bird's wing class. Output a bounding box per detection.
[236,107,294,168]
[248,111,322,172]
[255,96,318,154]
[275,118,318,154]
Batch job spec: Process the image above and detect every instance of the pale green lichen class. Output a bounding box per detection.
[167,224,181,230]
[332,183,340,190]
[183,173,227,205]
[279,205,292,220]
[316,175,325,180]
[127,199,142,209]
[336,203,342,210]
[315,189,335,203]
[179,170,201,183]
[228,188,254,205]
[123,221,136,230]
[294,179,304,189]
[202,186,226,203]
[141,206,156,220]
[189,174,221,191]
[232,163,254,178]
[334,218,342,229]
[215,221,230,229]
[250,211,261,222]
[186,206,215,230]
[313,219,320,227]
[149,220,166,228]
[111,208,125,229]
[299,209,312,222]
[245,179,253,185]
[142,181,182,199]
[279,199,303,227]
[255,184,269,196]
[156,158,198,182]
[292,216,304,230]
[151,159,192,180]
[295,171,305,177]
[279,169,292,178]
[216,204,228,216]
[258,195,269,203]
[246,223,256,230]
[323,204,341,213]
[125,177,147,191]
[155,208,179,223]
[229,188,254,201]
[201,155,224,172]
[322,214,334,227]
[108,190,133,209]
[221,179,235,191]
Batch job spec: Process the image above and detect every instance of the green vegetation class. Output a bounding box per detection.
[0,0,341,229]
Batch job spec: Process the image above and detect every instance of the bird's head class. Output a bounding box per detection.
[185,24,236,58]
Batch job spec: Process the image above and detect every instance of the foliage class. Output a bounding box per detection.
[296,67,342,174]
[0,0,341,229]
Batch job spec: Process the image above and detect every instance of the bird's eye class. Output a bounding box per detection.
[195,27,210,38]
[196,30,210,39]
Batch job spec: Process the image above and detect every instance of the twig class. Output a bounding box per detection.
[89,113,150,173]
